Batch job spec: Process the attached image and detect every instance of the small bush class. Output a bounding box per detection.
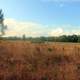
[48,48,52,52]
[41,76,48,80]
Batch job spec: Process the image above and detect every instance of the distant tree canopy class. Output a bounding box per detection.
[1,34,80,43]
[0,9,7,36]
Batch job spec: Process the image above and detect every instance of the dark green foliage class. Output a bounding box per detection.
[0,9,4,22]
[67,35,78,42]
[0,9,7,36]
[0,34,79,42]
[48,48,52,52]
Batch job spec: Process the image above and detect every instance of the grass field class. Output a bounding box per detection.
[0,40,80,80]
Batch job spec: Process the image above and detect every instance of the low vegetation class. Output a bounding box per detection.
[0,40,79,80]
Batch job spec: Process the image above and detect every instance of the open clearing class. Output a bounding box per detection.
[0,40,80,80]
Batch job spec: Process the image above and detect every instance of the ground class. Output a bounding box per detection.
[0,40,80,80]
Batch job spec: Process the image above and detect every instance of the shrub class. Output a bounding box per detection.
[48,48,52,52]
[41,76,48,80]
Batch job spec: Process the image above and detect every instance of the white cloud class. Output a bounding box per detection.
[3,18,80,37]
[49,27,80,36]
[49,28,64,36]
[4,18,49,37]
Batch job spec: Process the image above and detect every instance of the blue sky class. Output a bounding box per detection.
[0,0,80,37]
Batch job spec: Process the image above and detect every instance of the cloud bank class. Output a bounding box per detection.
[3,18,80,37]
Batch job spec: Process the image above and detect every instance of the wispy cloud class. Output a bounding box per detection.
[3,18,80,37]
[4,18,49,37]
[41,0,80,3]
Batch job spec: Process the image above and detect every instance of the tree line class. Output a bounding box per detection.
[1,34,80,43]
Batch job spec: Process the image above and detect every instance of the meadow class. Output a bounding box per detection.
[0,40,80,80]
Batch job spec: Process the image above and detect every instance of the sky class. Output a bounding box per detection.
[0,0,80,37]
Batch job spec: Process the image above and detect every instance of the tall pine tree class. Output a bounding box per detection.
[0,9,7,36]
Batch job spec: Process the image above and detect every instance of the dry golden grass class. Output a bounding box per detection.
[0,40,80,80]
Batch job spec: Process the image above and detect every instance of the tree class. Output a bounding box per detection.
[0,9,7,36]
[22,34,26,40]
[67,35,78,42]
[78,35,80,42]
[58,35,68,42]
